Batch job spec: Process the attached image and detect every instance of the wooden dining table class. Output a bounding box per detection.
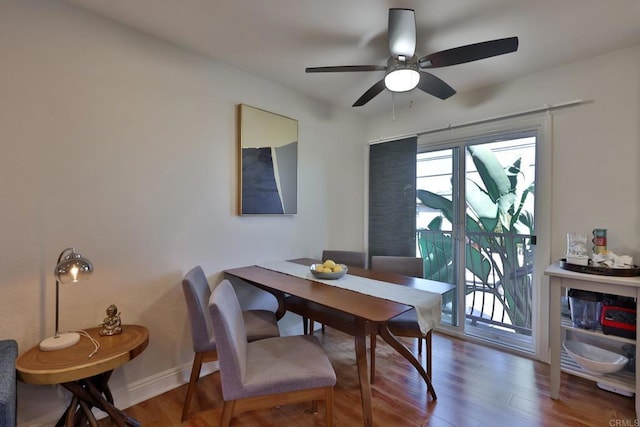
[224,258,454,426]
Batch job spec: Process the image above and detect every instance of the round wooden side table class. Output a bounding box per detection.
[16,324,148,427]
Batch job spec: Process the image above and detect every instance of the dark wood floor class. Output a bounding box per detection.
[109,329,636,426]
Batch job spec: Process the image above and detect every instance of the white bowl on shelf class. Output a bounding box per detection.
[562,340,628,376]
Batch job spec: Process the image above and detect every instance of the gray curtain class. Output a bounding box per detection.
[368,137,417,262]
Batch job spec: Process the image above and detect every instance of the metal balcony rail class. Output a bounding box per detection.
[418,229,534,336]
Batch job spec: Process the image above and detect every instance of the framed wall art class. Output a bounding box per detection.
[237,104,298,215]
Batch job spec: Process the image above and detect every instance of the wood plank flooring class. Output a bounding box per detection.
[106,329,636,426]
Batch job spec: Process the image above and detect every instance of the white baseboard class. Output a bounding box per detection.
[111,359,220,410]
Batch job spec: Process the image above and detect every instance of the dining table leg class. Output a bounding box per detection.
[379,324,437,400]
[354,320,373,427]
[369,333,376,384]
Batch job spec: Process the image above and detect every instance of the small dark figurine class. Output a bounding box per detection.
[99,304,123,336]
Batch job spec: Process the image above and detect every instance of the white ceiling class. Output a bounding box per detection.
[65,0,640,116]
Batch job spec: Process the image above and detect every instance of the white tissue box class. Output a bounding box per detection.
[566,255,589,266]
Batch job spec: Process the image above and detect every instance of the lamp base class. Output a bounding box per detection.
[39,332,81,351]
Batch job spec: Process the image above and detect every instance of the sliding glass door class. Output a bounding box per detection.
[417,131,537,352]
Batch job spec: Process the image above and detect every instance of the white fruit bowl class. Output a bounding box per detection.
[563,340,628,376]
[310,264,348,280]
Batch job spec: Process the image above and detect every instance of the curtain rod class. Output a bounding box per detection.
[367,98,593,145]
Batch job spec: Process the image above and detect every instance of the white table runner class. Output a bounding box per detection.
[257,261,442,334]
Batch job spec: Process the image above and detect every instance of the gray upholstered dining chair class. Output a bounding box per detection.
[322,250,367,269]
[306,250,367,334]
[209,280,336,427]
[369,255,431,383]
[181,266,280,421]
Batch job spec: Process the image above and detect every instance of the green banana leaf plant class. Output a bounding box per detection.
[417,145,535,332]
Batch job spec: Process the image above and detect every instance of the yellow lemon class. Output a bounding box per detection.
[323,260,336,269]
[332,265,343,273]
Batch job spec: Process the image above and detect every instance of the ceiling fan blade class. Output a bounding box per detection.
[418,37,519,68]
[353,79,386,107]
[417,71,456,100]
[306,65,386,73]
[388,8,416,59]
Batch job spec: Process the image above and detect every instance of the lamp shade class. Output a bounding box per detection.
[55,251,93,283]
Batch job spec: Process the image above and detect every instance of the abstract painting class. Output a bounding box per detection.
[238,104,298,215]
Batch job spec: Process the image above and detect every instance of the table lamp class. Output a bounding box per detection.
[39,248,93,351]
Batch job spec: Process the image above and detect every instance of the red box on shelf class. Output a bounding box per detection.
[600,305,636,339]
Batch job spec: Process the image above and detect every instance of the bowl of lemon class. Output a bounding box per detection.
[310,260,348,280]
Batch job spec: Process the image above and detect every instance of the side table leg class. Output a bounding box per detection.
[95,371,114,404]
[55,403,73,427]
[64,396,79,427]
[78,400,99,427]
[63,378,141,427]
[84,378,141,427]
[84,379,126,427]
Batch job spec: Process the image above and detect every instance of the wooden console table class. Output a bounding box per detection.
[16,324,148,427]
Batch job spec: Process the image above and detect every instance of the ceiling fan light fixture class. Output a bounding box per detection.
[384,65,419,92]
[306,8,518,107]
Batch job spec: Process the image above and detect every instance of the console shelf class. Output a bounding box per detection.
[560,347,635,393]
[546,263,640,415]
[561,315,636,345]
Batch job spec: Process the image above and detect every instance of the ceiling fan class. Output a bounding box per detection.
[306,8,519,107]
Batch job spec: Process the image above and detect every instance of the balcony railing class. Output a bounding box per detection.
[418,229,534,336]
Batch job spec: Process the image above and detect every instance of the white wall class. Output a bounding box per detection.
[0,1,366,423]
[366,44,640,263]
